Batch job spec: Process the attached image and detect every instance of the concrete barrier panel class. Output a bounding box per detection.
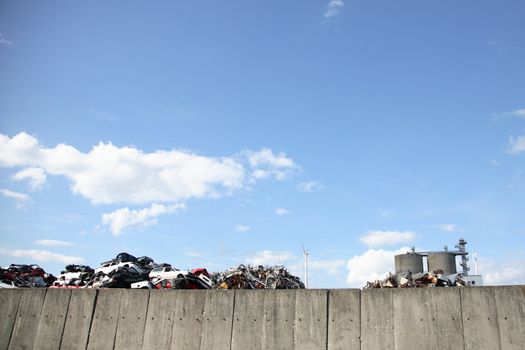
[0,290,22,350]
[142,290,179,349]
[200,290,234,350]
[114,289,149,350]
[231,290,265,350]
[171,290,206,350]
[33,289,72,350]
[392,288,464,350]
[8,289,47,350]
[461,287,501,350]
[361,289,394,350]
[494,286,525,349]
[328,289,360,350]
[86,289,122,350]
[261,290,296,350]
[60,289,97,350]
[294,289,328,350]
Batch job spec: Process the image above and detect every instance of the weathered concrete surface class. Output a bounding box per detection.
[494,286,525,349]
[142,290,179,349]
[0,289,22,350]
[328,289,360,350]
[200,289,234,350]
[461,287,501,350]
[1,286,525,350]
[361,288,394,350]
[170,290,206,350]
[231,290,266,350]
[114,289,149,350]
[60,289,97,350]
[86,289,122,350]
[392,287,464,350]
[8,288,46,350]
[294,289,328,350]
[33,289,71,350]
[262,290,296,350]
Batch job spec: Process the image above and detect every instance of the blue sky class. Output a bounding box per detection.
[1,0,524,287]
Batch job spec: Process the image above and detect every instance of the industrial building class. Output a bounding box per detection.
[394,238,483,285]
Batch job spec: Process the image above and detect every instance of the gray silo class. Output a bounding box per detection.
[428,252,457,274]
[395,253,424,274]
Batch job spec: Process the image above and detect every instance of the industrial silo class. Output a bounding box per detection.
[427,252,457,274]
[395,253,424,274]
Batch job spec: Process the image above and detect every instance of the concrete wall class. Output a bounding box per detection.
[1,286,523,350]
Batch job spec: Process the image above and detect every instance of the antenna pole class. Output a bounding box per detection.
[303,246,309,289]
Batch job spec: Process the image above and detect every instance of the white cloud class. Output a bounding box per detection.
[35,239,74,247]
[274,208,290,216]
[440,224,458,233]
[324,0,344,18]
[346,247,410,287]
[12,167,47,190]
[101,203,186,236]
[0,188,30,201]
[235,224,251,232]
[478,257,525,285]
[501,108,525,118]
[359,230,415,247]
[246,148,297,181]
[246,250,296,265]
[309,259,346,275]
[0,132,298,206]
[184,248,203,257]
[0,33,13,46]
[508,132,525,154]
[297,181,324,192]
[0,248,84,264]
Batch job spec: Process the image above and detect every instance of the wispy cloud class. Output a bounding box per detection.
[0,33,13,46]
[508,132,525,155]
[246,250,296,265]
[101,203,186,235]
[274,208,290,216]
[440,224,458,233]
[0,188,30,201]
[0,248,84,264]
[359,230,415,247]
[235,224,251,233]
[12,167,47,190]
[35,239,74,247]
[495,108,525,119]
[324,0,344,19]
[297,181,324,193]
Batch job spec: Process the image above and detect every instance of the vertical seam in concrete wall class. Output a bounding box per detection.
[458,289,466,350]
[229,291,236,350]
[359,290,362,350]
[111,292,121,350]
[325,290,330,350]
[57,290,73,350]
[139,290,151,350]
[84,289,99,350]
[6,290,23,349]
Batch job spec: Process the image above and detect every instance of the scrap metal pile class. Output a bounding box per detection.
[211,264,304,289]
[0,264,57,288]
[363,270,470,289]
[1,252,305,290]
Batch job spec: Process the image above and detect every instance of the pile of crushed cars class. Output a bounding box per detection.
[0,264,57,288]
[1,252,304,290]
[363,270,471,289]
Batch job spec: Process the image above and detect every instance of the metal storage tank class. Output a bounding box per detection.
[428,252,457,274]
[395,253,424,274]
